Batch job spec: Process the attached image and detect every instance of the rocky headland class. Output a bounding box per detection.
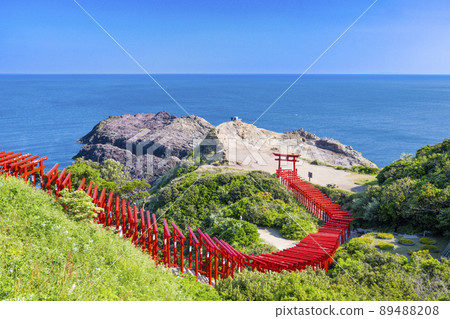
[74,112,376,185]
[74,111,213,182]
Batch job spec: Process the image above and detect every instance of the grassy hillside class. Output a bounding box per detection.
[0,176,220,301]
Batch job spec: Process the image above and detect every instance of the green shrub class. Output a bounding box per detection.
[352,139,450,237]
[67,158,150,204]
[310,159,323,166]
[238,242,277,255]
[376,242,395,250]
[408,249,421,255]
[58,189,102,221]
[419,237,436,245]
[217,268,350,301]
[422,244,439,252]
[176,165,198,177]
[398,238,414,245]
[352,237,373,244]
[206,217,260,247]
[218,238,450,301]
[351,166,380,175]
[362,232,377,237]
[280,218,317,240]
[376,233,394,239]
[150,169,319,246]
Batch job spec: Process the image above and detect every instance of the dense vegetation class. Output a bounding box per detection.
[0,177,219,301]
[67,158,150,204]
[350,139,450,235]
[217,238,450,301]
[317,139,450,236]
[148,167,319,253]
[2,139,448,301]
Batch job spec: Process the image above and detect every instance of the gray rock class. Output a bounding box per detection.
[212,121,377,169]
[284,131,377,168]
[74,112,377,184]
[74,112,213,182]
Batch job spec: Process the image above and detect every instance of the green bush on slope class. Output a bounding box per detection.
[0,176,219,301]
[58,189,102,221]
[67,158,150,205]
[217,238,450,301]
[349,139,450,236]
[149,169,319,250]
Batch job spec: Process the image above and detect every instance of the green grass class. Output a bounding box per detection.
[353,177,378,186]
[0,176,220,301]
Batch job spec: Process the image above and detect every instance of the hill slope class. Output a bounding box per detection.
[0,176,219,301]
[149,166,319,254]
[349,139,450,235]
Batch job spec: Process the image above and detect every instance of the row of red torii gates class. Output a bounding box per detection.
[1,150,352,285]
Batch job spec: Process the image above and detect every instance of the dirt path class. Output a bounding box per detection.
[228,158,374,192]
[257,227,298,250]
[217,120,376,193]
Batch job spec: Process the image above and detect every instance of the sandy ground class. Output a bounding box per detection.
[228,158,374,192]
[216,120,376,192]
[257,227,298,250]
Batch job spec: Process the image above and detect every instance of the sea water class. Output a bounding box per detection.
[0,74,449,168]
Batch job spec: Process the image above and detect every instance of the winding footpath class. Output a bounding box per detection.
[1,150,352,284]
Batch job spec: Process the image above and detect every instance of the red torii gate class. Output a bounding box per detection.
[274,153,300,176]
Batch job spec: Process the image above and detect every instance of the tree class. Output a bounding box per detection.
[67,158,132,190]
[100,159,130,186]
[117,179,151,203]
[67,158,107,189]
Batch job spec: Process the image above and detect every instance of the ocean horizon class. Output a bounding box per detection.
[1,74,449,169]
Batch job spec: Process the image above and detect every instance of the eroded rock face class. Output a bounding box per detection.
[74,112,376,183]
[74,112,213,182]
[211,120,377,169]
[283,130,377,168]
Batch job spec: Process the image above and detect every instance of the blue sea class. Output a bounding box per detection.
[0,74,449,168]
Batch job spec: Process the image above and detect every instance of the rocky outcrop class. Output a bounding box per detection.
[74,112,376,183]
[282,130,377,168]
[209,120,377,169]
[74,112,213,182]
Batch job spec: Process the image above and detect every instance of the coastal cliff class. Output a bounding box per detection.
[74,111,213,182]
[74,112,376,183]
[212,120,377,168]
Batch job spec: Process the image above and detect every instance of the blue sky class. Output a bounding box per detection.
[1,0,450,74]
